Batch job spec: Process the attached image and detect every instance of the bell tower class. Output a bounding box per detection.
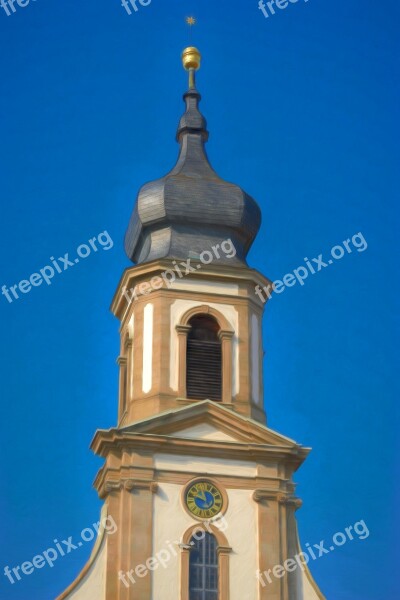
[113,46,270,427]
[58,47,325,600]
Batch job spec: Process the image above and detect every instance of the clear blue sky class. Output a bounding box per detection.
[0,0,398,598]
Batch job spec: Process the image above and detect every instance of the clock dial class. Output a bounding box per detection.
[185,481,223,519]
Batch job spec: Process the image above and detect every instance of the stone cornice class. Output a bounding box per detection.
[155,470,295,490]
[90,430,308,471]
[111,259,272,321]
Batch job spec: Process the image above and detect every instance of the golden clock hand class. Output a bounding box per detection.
[196,491,206,501]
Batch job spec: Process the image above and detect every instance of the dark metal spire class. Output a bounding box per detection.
[176,88,208,143]
[124,48,261,265]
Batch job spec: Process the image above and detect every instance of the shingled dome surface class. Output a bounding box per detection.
[124,86,262,266]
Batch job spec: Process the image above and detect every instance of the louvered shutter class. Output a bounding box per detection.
[186,315,222,401]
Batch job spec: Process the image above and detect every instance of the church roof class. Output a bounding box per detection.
[124,48,262,266]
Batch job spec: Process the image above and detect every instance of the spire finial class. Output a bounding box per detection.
[177,45,207,143]
[182,37,201,90]
[183,17,200,89]
[182,46,201,90]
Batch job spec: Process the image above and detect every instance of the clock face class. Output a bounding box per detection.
[185,481,223,519]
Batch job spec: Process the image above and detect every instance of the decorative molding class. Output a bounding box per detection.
[179,303,234,332]
[253,489,302,509]
[117,355,128,420]
[92,431,309,469]
[104,480,123,493]
[124,479,158,493]
[290,497,303,509]
[217,545,232,555]
[253,489,279,502]
[111,258,272,321]
[124,337,133,350]
[278,494,303,509]
[218,329,234,341]
[176,324,192,335]
[102,478,158,496]
[175,398,235,408]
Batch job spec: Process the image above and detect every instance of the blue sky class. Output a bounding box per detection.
[0,0,398,598]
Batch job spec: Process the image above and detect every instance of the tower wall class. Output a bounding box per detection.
[111,260,271,426]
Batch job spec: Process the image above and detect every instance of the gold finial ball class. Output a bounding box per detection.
[182,47,201,71]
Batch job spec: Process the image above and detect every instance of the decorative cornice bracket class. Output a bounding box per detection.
[253,489,302,510]
[124,479,158,493]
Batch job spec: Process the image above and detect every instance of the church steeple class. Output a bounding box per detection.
[58,43,325,600]
[124,46,261,266]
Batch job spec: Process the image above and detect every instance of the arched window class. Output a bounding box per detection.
[186,315,222,401]
[189,532,218,599]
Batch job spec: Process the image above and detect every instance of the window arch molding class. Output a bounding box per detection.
[176,305,234,403]
[180,523,231,600]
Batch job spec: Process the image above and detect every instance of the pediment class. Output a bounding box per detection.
[171,423,237,442]
[119,401,301,449]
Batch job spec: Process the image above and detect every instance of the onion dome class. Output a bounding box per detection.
[124,47,261,265]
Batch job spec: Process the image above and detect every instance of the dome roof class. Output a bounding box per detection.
[124,72,261,266]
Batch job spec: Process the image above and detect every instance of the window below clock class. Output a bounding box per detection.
[189,532,218,600]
